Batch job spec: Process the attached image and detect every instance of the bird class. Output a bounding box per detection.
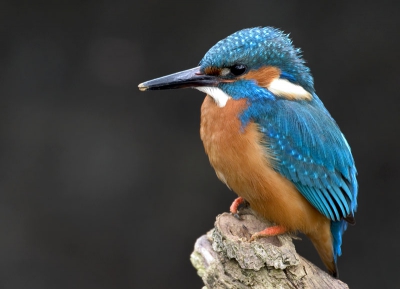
[138,27,358,278]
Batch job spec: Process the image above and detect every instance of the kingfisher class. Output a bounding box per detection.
[138,27,358,278]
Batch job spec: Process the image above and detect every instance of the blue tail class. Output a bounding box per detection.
[330,220,348,262]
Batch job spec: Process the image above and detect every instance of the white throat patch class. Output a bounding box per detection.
[195,87,231,107]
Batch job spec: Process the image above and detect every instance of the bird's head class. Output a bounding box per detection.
[139,27,315,107]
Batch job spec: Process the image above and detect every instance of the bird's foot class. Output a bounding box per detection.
[249,225,287,242]
[230,197,249,220]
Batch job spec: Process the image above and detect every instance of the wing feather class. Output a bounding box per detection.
[255,97,358,221]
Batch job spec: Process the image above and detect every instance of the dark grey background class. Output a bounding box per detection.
[0,1,398,288]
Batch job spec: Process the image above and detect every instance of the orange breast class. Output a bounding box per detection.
[200,95,328,234]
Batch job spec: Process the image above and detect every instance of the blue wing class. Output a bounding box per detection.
[254,96,358,222]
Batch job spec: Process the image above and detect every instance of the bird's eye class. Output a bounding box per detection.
[230,64,247,76]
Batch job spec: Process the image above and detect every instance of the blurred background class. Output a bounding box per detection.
[0,1,399,288]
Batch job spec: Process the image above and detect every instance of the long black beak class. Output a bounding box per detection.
[138,66,221,91]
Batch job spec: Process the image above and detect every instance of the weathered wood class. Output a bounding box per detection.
[190,208,349,289]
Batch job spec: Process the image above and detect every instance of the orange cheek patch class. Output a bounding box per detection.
[241,66,281,88]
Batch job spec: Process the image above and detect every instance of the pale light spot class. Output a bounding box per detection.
[341,133,351,151]
[195,87,231,107]
[220,68,230,76]
[268,78,312,101]
[194,237,215,266]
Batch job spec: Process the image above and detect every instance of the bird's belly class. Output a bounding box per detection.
[200,95,325,233]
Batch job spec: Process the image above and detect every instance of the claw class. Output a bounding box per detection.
[249,234,259,242]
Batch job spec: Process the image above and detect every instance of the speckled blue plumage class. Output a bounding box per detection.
[200,27,358,262]
[200,27,314,94]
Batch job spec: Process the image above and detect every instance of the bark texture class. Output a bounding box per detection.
[190,208,349,289]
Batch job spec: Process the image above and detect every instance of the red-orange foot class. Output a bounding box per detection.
[230,197,245,219]
[230,197,244,214]
[249,225,287,242]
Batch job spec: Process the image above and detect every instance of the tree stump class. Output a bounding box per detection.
[190,208,349,289]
